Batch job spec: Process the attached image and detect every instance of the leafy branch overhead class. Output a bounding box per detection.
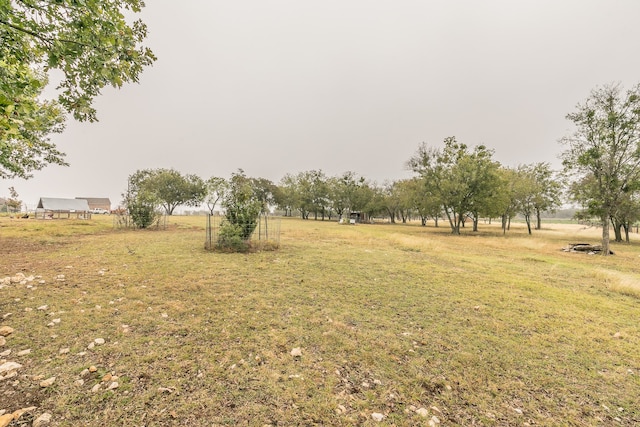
[0,0,155,178]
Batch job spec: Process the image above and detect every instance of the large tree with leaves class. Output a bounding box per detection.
[408,137,500,234]
[1,0,155,178]
[130,168,206,215]
[561,83,640,255]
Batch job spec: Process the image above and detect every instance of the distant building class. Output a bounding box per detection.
[75,197,111,211]
[36,198,91,219]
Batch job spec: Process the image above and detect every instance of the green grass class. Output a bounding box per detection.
[1,215,639,426]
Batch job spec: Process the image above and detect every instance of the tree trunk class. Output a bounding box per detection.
[601,214,611,256]
[624,222,630,243]
[525,214,532,235]
[611,216,623,242]
[535,208,542,230]
[472,215,479,232]
[445,209,456,234]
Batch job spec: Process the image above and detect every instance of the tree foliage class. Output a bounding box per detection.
[123,170,159,229]
[221,170,262,243]
[129,168,206,215]
[204,176,226,215]
[6,186,21,212]
[561,83,640,255]
[1,0,155,178]
[408,137,500,234]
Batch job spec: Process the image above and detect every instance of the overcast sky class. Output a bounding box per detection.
[6,0,640,209]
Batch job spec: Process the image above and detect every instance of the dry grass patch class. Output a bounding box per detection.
[1,216,639,425]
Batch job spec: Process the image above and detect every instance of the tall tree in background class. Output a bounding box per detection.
[6,186,21,213]
[405,177,442,226]
[408,137,499,234]
[251,177,277,214]
[204,177,227,215]
[134,168,206,215]
[1,0,155,178]
[529,162,563,230]
[561,83,640,255]
[275,174,298,217]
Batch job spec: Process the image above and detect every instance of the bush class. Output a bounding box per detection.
[127,192,160,229]
[217,221,250,252]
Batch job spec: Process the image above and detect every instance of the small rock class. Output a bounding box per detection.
[158,387,174,393]
[513,408,523,415]
[0,326,14,337]
[87,342,95,350]
[37,305,48,311]
[429,416,441,426]
[33,412,51,427]
[91,383,101,393]
[1,371,18,380]
[0,349,10,357]
[0,337,5,346]
[52,318,61,324]
[94,338,105,345]
[290,347,302,357]
[371,412,384,422]
[40,376,56,387]
[59,348,70,354]
[88,366,98,372]
[430,406,442,415]
[102,373,113,382]
[10,273,25,283]
[336,404,346,414]
[0,361,22,374]
[74,379,84,386]
[613,332,622,339]
[17,349,31,356]
[107,381,119,390]
[416,408,429,417]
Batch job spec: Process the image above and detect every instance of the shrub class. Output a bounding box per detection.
[216,221,250,252]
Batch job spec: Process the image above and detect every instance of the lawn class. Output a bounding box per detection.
[1,215,639,426]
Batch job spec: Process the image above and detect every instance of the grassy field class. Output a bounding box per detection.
[0,215,639,426]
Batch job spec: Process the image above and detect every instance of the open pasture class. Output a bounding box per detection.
[1,216,639,426]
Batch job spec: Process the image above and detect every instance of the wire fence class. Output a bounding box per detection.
[112,213,167,230]
[205,214,281,251]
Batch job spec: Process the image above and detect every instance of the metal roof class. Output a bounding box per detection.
[76,197,111,206]
[37,198,90,211]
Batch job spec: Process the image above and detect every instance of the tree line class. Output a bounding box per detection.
[123,158,562,237]
[122,82,640,259]
[3,2,640,255]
